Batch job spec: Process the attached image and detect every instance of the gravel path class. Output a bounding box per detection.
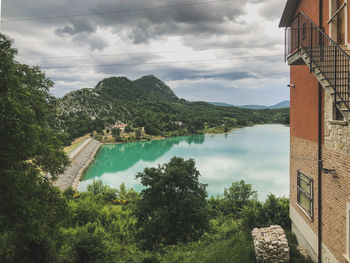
[53,139,102,191]
[69,138,92,159]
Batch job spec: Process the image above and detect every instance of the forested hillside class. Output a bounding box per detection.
[53,75,289,141]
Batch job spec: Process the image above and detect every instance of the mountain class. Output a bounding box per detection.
[269,100,290,109]
[208,102,234,107]
[53,75,290,141]
[208,100,290,109]
[238,104,268,110]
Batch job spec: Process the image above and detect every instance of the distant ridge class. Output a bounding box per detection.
[208,102,233,107]
[268,100,290,109]
[208,100,290,109]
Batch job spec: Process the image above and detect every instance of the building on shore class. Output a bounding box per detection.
[113,122,128,132]
[280,0,350,262]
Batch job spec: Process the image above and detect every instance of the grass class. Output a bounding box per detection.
[64,133,91,154]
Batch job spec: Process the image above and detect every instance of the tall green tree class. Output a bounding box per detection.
[0,34,69,263]
[223,180,258,217]
[112,127,121,136]
[135,157,209,250]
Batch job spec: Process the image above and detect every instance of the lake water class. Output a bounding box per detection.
[79,125,290,200]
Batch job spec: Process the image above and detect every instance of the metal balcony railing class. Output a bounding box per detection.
[285,11,350,111]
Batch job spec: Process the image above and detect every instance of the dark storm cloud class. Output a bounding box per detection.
[53,18,107,50]
[55,19,96,36]
[3,0,275,44]
[129,21,178,44]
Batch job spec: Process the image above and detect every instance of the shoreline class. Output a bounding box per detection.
[72,140,102,190]
[100,127,239,146]
[73,124,288,189]
[54,138,102,191]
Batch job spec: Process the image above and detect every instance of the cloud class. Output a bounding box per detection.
[2,0,290,104]
[55,19,96,36]
[258,0,287,21]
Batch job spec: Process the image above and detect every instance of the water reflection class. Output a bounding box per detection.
[83,135,205,178]
[79,125,289,200]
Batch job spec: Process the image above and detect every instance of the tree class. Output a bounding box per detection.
[144,122,160,135]
[0,34,69,262]
[260,194,290,230]
[135,128,142,140]
[223,180,258,216]
[134,116,146,127]
[112,127,121,136]
[135,157,209,249]
[125,125,134,133]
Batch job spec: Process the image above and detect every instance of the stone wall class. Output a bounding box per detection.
[53,139,102,191]
[324,87,350,155]
[251,225,290,263]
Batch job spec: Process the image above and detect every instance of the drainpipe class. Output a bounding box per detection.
[318,83,323,263]
[318,1,323,263]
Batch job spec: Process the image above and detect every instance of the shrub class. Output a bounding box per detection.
[135,157,209,249]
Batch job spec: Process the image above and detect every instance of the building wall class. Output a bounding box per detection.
[324,89,350,154]
[321,146,350,263]
[290,135,319,236]
[295,0,330,33]
[290,66,350,263]
[321,89,350,262]
[290,65,320,142]
[288,1,350,262]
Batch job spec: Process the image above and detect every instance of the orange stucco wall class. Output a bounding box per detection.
[295,0,330,33]
[296,0,319,23]
[290,65,324,143]
[290,0,328,143]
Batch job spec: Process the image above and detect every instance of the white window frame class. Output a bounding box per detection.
[297,170,314,219]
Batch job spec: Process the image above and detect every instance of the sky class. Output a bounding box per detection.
[1,0,289,106]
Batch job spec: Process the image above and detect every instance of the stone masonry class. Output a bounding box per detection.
[324,87,350,155]
[251,225,290,263]
[53,138,102,191]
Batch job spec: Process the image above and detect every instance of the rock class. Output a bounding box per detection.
[251,225,290,263]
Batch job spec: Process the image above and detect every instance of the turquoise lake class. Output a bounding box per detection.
[79,125,290,200]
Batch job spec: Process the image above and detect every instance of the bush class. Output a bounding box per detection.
[125,125,134,133]
[286,231,314,263]
[135,157,209,249]
[223,180,258,217]
[112,127,121,136]
[58,223,109,263]
[115,136,124,142]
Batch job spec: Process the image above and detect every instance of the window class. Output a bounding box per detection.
[297,170,313,218]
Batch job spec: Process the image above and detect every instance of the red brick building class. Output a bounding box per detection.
[280,0,350,262]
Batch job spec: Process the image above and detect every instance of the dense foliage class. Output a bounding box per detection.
[53,75,290,142]
[135,157,209,249]
[53,177,311,263]
[0,33,69,262]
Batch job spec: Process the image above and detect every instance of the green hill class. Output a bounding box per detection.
[208,101,290,109]
[207,102,234,107]
[53,75,290,141]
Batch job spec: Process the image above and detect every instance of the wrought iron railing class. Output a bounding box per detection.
[285,11,350,111]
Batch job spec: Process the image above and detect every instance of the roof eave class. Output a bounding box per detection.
[279,0,300,27]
